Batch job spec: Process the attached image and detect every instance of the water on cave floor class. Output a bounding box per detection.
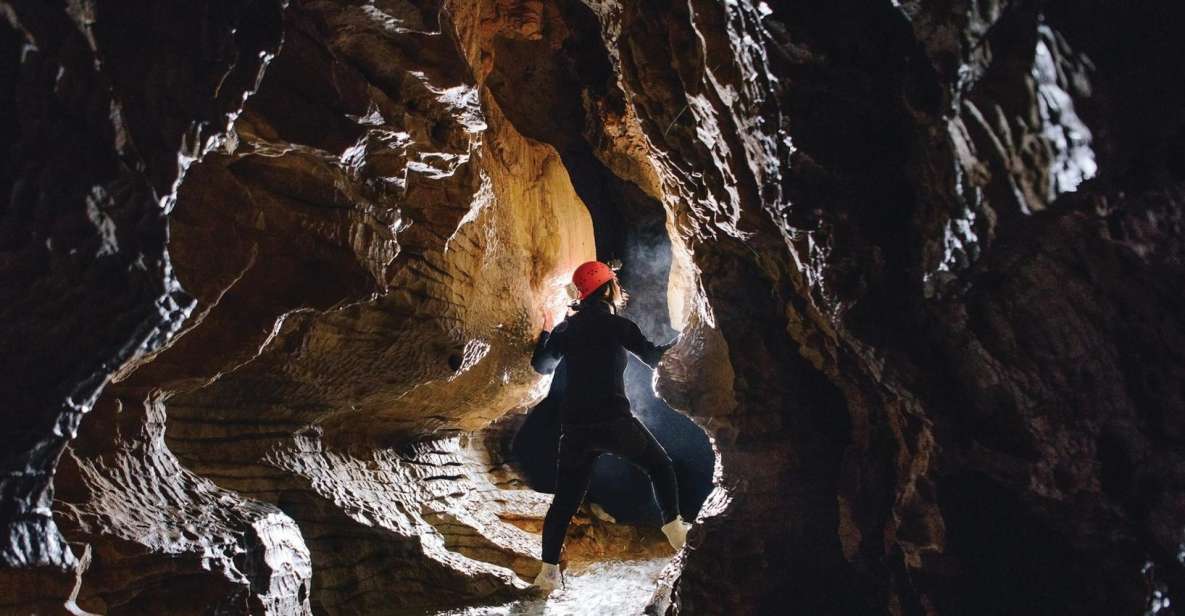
[433,558,669,616]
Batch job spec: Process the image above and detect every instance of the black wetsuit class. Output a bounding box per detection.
[531,300,680,564]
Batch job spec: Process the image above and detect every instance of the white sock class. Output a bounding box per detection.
[661,515,690,550]
[534,562,561,590]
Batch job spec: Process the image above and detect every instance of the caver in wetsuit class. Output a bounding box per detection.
[531,298,680,565]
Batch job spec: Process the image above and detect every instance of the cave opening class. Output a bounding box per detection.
[479,0,719,577]
[509,162,715,528]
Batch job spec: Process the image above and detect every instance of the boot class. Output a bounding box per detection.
[533,562,562,591]
[661,516,691,550]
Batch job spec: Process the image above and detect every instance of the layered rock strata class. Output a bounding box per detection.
[2,0,1183,615]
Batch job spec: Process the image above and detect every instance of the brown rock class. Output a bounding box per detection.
[3,0,1184,614]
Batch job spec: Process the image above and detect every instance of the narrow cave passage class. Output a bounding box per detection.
[478,56,718,604]
[511,177,714,529]
[475,1,720,604]
[495,162,718,613]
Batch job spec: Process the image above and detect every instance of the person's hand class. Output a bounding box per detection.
[542,309,555,332]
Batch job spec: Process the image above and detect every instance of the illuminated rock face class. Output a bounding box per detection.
[2,1,601,612]
[2,1,1184,615]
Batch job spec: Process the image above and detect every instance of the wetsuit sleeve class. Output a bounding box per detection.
[619,317,672,369]
[531,321,568,374]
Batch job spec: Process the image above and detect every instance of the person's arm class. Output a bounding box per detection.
[531,321,568,374]
[619,317,677,369]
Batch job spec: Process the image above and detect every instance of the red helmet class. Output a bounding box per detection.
[572,261,615,300]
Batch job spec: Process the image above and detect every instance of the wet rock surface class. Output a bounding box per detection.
[0,0,282,575]
[2,0,1183,615]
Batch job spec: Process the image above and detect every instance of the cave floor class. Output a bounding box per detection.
[431,558,669,616]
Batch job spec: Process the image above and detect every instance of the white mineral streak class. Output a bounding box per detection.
[447,172,495,253]
[349,103,387,127]
[84,186,119,258]
[1032,25,1097,198]
[360,2,440,36]
[450,339,493,381]
[935,119,983,278]
[938,207,979,274]
[413,72,489,134]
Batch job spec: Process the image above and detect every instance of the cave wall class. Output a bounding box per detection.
[0,3,288,612]
[473,0,1185,613]
[2,0,608,613]
[2,0,1183,615]
[627,1,1185,613]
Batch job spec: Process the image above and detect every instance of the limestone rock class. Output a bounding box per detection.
[2,0,1184,614]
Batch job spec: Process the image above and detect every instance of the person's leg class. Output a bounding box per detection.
[541,434,597,564]
[610,417,681,524]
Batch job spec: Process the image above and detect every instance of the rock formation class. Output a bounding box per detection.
[1,0,1182,615]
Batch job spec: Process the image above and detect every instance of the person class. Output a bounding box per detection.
[529,260,690,592]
